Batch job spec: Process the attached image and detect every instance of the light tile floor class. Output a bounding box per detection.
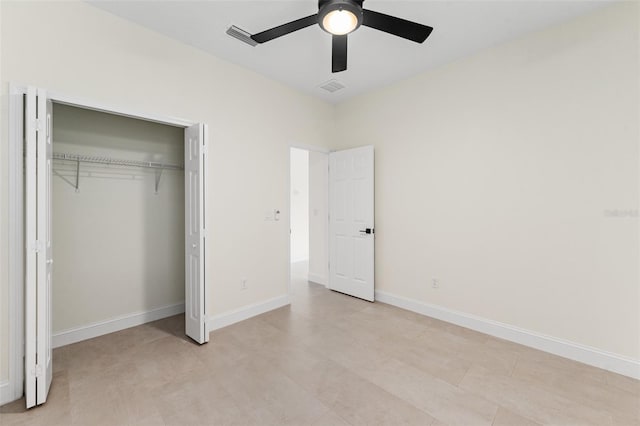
[1,265,638,425]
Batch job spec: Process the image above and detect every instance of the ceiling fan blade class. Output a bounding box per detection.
[251,14,318,44]
[332,34,347,73]
[362,9,433,43]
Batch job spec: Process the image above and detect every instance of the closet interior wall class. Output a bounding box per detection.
[52,104,185,339]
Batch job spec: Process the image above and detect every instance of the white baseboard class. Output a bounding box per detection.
[52,303,185,349]
[375,290,640,380]
[308,272,327,286]
[207,295,290,332]
[0,381,11,407]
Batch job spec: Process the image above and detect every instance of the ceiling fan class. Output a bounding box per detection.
[249,0,434,73]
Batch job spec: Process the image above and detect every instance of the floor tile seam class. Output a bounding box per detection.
[458,367,616,426]
[318,352,443,424]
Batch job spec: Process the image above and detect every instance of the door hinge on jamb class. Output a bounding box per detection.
[34,119,43,132]
[31,364,43,378]
[30,240,44,253]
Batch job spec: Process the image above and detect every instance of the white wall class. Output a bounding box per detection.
[290,148,309,263]
[52,104,184,333]
[0,0,333,387]
[308,151,328,285]
[334,3,639,361]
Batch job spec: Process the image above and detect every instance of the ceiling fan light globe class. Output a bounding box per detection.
[323,10,358,35]
[318,0,363,35]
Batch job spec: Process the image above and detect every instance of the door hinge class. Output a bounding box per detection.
[31,364,43,378]
[35,119,44,132]
[30,240,45,253]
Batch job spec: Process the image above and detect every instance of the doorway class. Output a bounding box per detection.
[288,145,376,303]
[289,147,329,299]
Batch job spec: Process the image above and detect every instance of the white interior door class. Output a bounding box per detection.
[25,87,53,408]
[185,123,208,344]
[329,146,375,301]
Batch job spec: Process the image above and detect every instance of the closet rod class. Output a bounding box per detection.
[53,152,184,171]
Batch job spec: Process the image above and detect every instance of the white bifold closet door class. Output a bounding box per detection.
[23,88,209,409]
[328,146,375,302]
[25,87,53,408]
[185,124,209,344]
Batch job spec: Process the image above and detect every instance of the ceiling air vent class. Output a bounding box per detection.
[226,25,258,47]
[319,79,346,93]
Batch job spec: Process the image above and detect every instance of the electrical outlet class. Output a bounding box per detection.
[432,278,439,289]
[241,278,248,290]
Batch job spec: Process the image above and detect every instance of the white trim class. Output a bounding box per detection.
[308,272,327,286]
[207,295,290,331]
[8,83,196,128]
[48,90,195,128]
[52,303,185,349]
[289,143,330,154]
[375,290,640,379]
[6,84,25,406]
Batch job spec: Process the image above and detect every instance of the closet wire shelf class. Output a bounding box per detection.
[52,152,184,194]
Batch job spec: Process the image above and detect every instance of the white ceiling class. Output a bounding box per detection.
[88,0,614,103]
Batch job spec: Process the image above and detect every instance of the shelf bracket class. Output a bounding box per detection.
[75,159,80,192]
[52,159,81,193]
[154,168,164,194]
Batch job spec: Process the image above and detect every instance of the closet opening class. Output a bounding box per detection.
[50,103,187,348]
[8,85,208,408]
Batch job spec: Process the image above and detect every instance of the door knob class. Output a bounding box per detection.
[359,228,373,234]
[192,243,197,248]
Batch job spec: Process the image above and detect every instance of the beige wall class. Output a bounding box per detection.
[52,104,185,333]
[334,3,639,360]
[0,0,333,384]
[290,148,309,262]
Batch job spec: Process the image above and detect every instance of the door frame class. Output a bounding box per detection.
[287,144,330,299]
[5,83,205,406]
[4,84,26,405]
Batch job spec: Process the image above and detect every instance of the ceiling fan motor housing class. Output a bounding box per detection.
[318,0,364,34]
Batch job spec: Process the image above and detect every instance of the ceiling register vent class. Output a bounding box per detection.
[319,79,346,93]
[226,25,258,47]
